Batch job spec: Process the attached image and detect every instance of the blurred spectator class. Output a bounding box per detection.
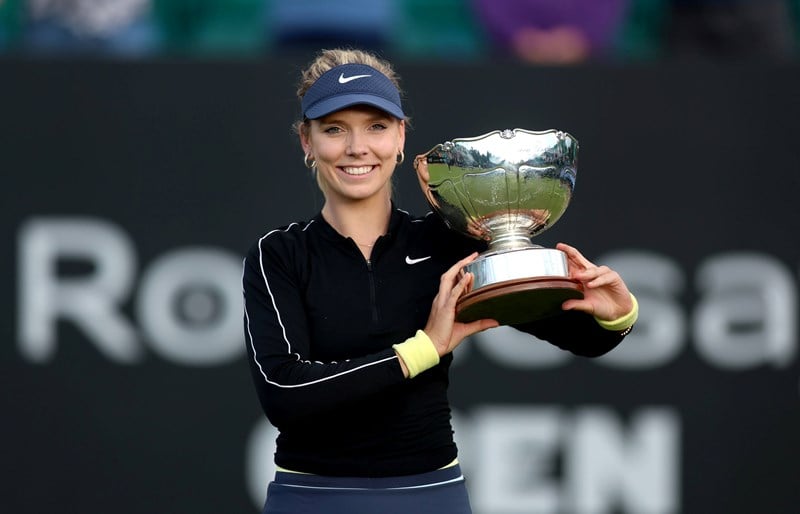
[0,0,23,50]
[473,0,799,63]
[473,0,632,64]
[152,0,264,56]
[393,0,486,60]
[23,0,158,55]
[614,0,670,61]
[266,0,394,53]
[665,0,799,60]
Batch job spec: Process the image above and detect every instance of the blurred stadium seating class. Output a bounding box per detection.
[0,0,797,61]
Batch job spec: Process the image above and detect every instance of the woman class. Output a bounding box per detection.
[242,48,637,514]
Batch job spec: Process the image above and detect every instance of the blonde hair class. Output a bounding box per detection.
[293,48,404,135]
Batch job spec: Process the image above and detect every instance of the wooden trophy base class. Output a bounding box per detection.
[455,276,584,326]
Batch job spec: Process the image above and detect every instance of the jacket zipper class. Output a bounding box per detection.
[366,259,379,323]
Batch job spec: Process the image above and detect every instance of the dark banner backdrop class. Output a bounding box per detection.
[1,59,799,514]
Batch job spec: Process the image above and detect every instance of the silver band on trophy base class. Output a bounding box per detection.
[416,128,582,326]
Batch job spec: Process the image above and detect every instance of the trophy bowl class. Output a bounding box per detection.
[416,128,583,326]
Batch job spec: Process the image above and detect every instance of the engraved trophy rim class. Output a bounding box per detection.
[426,127,578,151]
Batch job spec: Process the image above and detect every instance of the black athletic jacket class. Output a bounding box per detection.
[242,206,628,477]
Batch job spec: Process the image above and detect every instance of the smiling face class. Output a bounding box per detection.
[300,105,405,207]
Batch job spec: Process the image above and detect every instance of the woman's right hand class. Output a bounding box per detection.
[424,252,499,356]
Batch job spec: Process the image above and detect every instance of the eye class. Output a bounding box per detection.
[370,122,388,131]
[323,126,343,134]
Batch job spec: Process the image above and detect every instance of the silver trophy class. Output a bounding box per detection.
[415,128,582,326]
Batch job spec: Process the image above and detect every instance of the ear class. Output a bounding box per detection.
[397,119,406,153]
[299,124,312,155]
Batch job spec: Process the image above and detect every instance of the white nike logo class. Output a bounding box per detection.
[405,255,432,265]
[339,73,372,84]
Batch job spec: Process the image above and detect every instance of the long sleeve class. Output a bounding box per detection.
[513,309,628,357]
[242,230,407,430]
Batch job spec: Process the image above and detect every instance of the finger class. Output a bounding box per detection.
[562,298,595,315]
[436,253,479,304]
[573,265,605,283]
[557,242,595,269]
[585,274,616,289]
[457,251,479,267]
[579,267,619,289]
[463,270,474,293]
[445,252,479,280]
[461,318,500,336]
[448,272,473,303]
[440,258,467,287]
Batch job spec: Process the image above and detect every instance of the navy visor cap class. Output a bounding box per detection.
[301,63,405,120]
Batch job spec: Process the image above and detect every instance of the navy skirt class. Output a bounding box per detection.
[262,464,472,514]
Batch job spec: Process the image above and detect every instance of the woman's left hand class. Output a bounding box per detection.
[557,242,633,321]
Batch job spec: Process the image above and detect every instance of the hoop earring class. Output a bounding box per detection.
[396,150,405,165]
[304,154,316,169]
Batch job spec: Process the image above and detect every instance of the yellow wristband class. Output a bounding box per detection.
[392,330,440,379]
[595,293,638,332]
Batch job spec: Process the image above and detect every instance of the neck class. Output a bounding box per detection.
[322,196,392,246]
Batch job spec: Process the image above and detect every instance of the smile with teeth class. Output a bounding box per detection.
[341,165,375,176]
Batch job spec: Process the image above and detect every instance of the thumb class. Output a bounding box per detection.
[462,318,500,336]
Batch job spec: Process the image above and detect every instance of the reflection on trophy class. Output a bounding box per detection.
[416,128,583,326]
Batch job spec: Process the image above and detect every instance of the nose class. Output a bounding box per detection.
[346,131,368,156]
